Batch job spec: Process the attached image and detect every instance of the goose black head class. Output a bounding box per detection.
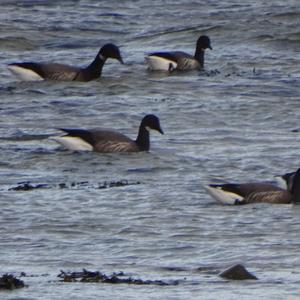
[99,43,124,64]
[142,114,164,134]
[196,35,212,50]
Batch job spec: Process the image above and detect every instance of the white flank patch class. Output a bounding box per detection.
[274,176,288,190]
[51,136,94,151]
[8,65,44,81]
[204,185,244,205]
[145,56,177,71]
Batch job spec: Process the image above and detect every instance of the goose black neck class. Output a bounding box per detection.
[291,169,300,203]
[194,49,205,68]
[85,54,106,79]
[135,125,150,151]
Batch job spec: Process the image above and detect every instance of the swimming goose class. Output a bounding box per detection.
[205,168,300,205]
[145,35,212,72]
[52,114,164,153]
[7,43,124,82]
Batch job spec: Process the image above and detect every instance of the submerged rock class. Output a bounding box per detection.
[0,274,25,290]
[219,264,258,280]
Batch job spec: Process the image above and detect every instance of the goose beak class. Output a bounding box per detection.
[208,45,212,50]
[118,56,124,64]
[157,126,164,135]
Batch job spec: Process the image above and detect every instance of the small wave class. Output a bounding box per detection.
[272,11,300,20]
[0,36,36,51]
[0,133,52,142]
[134,24,213,40]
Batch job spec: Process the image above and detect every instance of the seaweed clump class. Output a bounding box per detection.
[0,274,25,290]
[9,180,141,191]
[58,269,176,286]
[9,182,48,191]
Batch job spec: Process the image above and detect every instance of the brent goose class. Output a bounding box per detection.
[204,168,300,205]
[52,114,164,153]
[145,35,212,72]
[8,43,124,82]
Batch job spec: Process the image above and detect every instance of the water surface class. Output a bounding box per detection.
[0,0,300,299]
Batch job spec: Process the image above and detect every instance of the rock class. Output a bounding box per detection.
[219,264,258,280]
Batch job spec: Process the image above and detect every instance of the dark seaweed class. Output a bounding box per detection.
[0,274,25,290]
[8,180,141,191]
[58,269,178,286]
[9,182,49,191]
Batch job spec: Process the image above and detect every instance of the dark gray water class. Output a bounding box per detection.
[0,0,300,299]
